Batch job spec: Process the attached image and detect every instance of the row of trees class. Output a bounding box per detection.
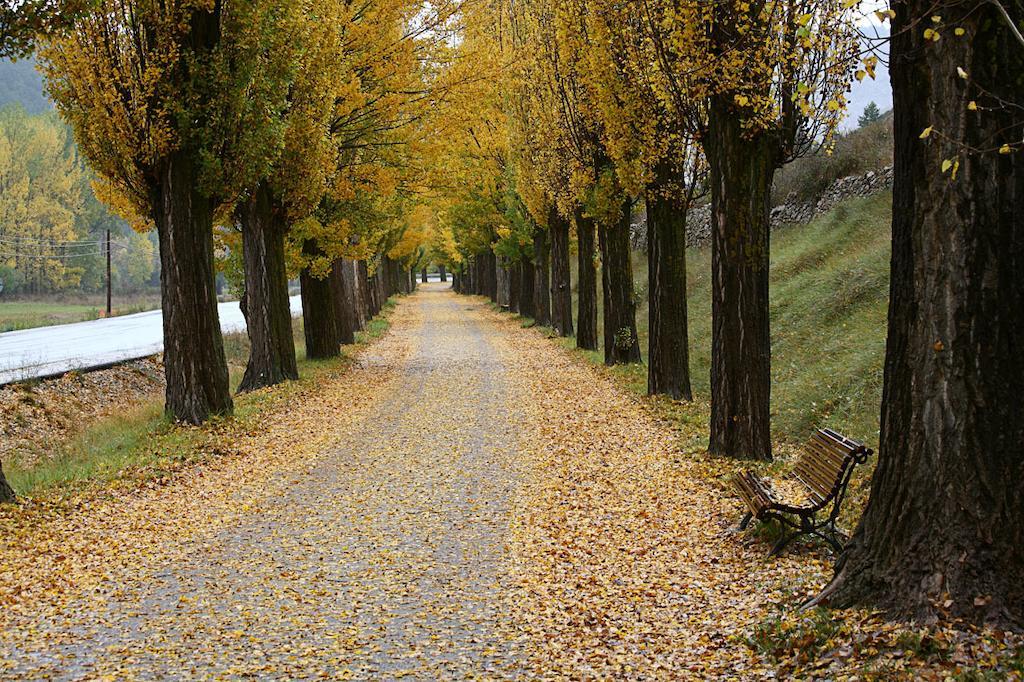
[430,0,856,458]
[0,0,447,500]
[434,0,1024,628]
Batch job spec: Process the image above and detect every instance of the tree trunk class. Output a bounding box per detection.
[352,259,367,331]
[0,464,14,503]
[152,149,232,424]
[549,210,573,337]
[237,182,298,393]
[376,260,388,305]
[533,228,550,326]
[483,249,498,302]
[598,202,641,365]
[647,170,693,400]
[367,270,380,317]
[706,100,775,460]
[509,259,521,313]
[813,0,1024,628]
[575,209,599,351]
[439,264,447,282]
[299,240,340,359]
[421,269,428,284]
[329,259,355,346]
[519,254,535,319]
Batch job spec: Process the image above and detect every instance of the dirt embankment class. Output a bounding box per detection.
[0,358,164,471]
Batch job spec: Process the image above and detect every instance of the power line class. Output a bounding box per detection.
[0,250,106,259]
[0,236,106,247]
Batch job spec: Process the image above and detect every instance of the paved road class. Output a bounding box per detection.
[0,283,522,679]
[0,295,302,385]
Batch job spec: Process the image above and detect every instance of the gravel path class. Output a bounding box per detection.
[1,284,524,680]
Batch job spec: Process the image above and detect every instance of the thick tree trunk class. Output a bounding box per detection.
[439,264,447,282]
[329,260,355,346]
[237,182,298,393]
[367,270,380,317]
[0,464,14,503]
[598,202,641,365]
[519,254,535,319]
[152,149,232,423]
[421,269,428,284]
[533,228,550,326]
[509,259,521,313]
[549,210,573,337]
[483,249,498,302]
[575,209,599,351]
[352,260,367,331]
[706,101,775,460]
[647,172,693,400]
[813,0,1024,628]
[299,240,340,359]
[375,260,387,306]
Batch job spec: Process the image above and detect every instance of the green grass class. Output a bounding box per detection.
[569,191,892,450]
[5,302,396,497]
[0,295,162,332]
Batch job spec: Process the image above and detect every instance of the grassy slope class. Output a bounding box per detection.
[571,191,892,451]
[6,303,394,496]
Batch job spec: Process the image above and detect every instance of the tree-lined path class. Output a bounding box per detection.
[2,286,1021,678]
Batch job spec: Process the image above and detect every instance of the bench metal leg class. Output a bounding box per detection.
[738,511,753,531]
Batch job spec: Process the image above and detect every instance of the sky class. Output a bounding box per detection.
[842,22,892,130]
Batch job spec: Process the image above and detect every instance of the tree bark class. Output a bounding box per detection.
[376,259,388,305]
[329,259,355,346]
[647,170,693,400]
[598,202,641,365]
[549,210,573,337]
[706,100,775,460]
[483,249,498,302]
[367,270,380,317]
[152,148,232,423]
[237,182,298,393]
[519,254,535,319]
[299,240,340,359]
[533,227,550,326]
[813,0,1024,628]
[509,259,521,313]
[575,209,599,351]
[439,264,447,282]
[0,463,14,503]
[351,259,367,331]
[421,269,428,283]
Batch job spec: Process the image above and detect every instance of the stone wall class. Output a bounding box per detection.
[630,165,893,250]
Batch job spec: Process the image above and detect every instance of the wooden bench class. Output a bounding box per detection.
[732,428,872,556]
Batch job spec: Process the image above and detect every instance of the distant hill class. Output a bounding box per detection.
[0,58,52,115]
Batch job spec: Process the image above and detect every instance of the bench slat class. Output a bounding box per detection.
[804,439,850,473]
[793,460,837,499]
[798,448,846,487]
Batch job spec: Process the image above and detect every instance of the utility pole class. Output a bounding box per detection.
[106,229,112,317]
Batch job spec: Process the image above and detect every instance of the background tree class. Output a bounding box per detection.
[814,0,1024,628]
[858,101,882,128]
[0,107,84,294]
